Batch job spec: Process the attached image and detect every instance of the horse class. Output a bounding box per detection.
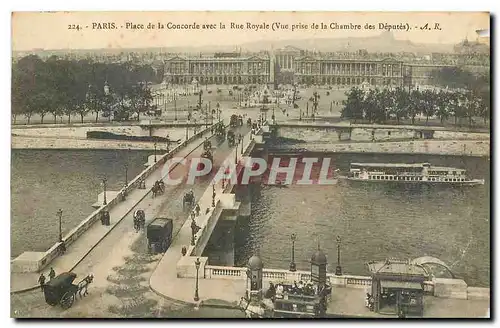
[151,181,165,198]
[77,274,94,299]
[133,209,145,232]
[183,191,195,210]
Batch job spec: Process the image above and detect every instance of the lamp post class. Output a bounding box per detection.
[212,183,216,207]
[241,134,244,154]
[124,162,128,188]
[335,235,342,276]
[174,92,177,121]
[154,142,157,162]
[290,233,297,272]
[194,257,201,302]
[191,217,198,246]
[102,177,107,205]
[57,209,63,242]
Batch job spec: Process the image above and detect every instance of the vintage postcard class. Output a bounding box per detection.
[10,11,490,319]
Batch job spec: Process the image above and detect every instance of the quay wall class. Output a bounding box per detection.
[274,139,490,157]
[11,123,221,273]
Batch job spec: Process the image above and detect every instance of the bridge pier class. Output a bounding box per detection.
[203,216,237,266]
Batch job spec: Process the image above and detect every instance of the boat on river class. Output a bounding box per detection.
[338,162,484,186]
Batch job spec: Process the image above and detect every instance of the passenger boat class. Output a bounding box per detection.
[339,162,484,186]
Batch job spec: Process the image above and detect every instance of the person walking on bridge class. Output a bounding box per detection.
[48,268,56,281]
[38,273,46,291]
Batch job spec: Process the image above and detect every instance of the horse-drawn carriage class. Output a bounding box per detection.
[133,209,146,232]
[151,180,165,198]
[227,130,236,147]
[197,149,213,172]
[215,124,226,140]
[43,272,94,310]
[203,139,212,151]
[230,114,243,127]
[183,190,196,210]
[147,217,173,254]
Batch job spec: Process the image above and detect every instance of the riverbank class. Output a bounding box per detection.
[11,136,177,150]
[273,139,490,157]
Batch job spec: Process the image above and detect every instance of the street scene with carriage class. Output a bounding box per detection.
[11,12,490,319]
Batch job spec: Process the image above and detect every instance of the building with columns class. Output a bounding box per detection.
[164,54,270,85]
[163,46,489,88]
[293,56,405,87]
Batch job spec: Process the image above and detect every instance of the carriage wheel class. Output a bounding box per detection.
[60,291,75,309]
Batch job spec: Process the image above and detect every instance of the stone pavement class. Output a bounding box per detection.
[11,127,216,294]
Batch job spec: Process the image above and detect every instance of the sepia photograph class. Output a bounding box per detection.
[9,11,490,319]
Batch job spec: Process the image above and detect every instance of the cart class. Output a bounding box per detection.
[43,272,94,310]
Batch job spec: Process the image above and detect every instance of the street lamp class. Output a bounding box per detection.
[241,135,244,154]
[57,209,63,242]
[335,235,342,276]
[191,217,199,246]
[154,142,157,162]
[124,148,130,188]
[102,178,107,205]
[289,233,297,272]
[194,257,201,302]
[212,183,216,207]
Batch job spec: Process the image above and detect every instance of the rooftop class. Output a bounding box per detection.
[367,259,428,277]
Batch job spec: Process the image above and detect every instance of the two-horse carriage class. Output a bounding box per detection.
[151,180,165,198]
[43,272,94,310]
[227,130,236,147]
[133,209,146,232]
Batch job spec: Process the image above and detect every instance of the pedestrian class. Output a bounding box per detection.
[38,273,46,291]
[49,267,56,280]
[195,204,200,216]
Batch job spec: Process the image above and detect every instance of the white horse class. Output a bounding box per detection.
[77,274,94,299]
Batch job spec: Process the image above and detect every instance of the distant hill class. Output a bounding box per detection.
[13,31,461,56]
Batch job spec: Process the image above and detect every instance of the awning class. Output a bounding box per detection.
[380,281,423,290]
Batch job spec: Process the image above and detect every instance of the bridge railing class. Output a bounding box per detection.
[201,265,435,294]
[20,122,222,273]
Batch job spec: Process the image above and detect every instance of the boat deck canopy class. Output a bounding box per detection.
[351,163,427,168]
[380,281,423,290]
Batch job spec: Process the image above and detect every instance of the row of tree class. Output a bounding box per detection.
[341,86,490,127]
[12,55,163,124]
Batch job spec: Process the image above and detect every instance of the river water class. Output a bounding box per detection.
[11,148,490,288]
[234,152,490,288]
[11,149,148,258]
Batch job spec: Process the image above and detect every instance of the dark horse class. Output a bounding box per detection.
[151,180,165,198]
[133,209,146,232]
[183,191,195,210]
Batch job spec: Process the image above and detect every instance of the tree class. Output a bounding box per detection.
[341,87,364,122]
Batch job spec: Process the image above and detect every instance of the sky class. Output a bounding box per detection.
[11,11,489,51]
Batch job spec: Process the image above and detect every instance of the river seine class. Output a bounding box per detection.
[11,149,148,258]
[234,152,490,288]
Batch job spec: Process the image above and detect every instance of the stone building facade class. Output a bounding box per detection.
[163,54,270,85]
[163,46,489,88]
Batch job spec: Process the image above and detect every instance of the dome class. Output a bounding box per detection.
[311,249,327,265]
[247,255,263,270]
